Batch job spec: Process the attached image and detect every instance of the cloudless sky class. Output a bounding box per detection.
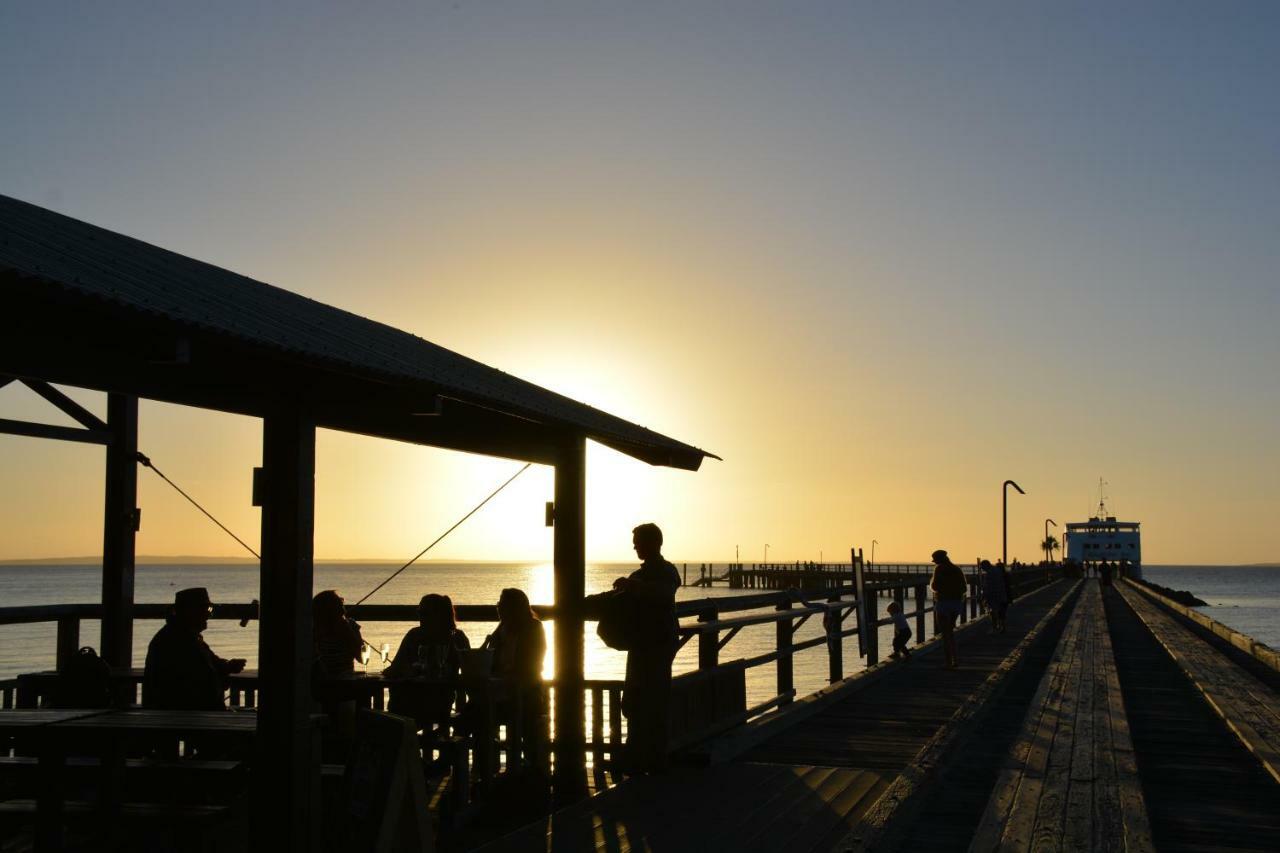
[1,2,1277,564]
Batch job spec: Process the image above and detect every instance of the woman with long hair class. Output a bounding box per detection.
[484,587,546,767]
[311,589,364,760]
[386,594,471,732]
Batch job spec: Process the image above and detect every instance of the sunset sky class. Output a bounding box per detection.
[1,3,1276,565]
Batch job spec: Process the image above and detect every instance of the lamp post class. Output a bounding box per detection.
[1003,480,1026,567]
[871,540,878,567]
[1044,518,1057,564]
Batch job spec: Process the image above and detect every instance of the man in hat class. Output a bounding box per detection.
[143,587,246,710]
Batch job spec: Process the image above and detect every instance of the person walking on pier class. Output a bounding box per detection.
[143,587,246,710]
[887,600,912,659]
[614,522,681,773]
[930,550,966,670]
[979,559,1011,633]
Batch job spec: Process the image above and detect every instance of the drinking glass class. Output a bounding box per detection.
[379,643,391,666]
[360,643,372,672]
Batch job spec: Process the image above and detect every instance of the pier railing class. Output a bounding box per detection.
[0,564,1060,775]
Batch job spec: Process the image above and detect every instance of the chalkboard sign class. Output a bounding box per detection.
[345,710,434,853]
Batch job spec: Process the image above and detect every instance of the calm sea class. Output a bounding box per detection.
[3,563,1275,707]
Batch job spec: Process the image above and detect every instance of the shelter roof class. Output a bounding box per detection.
[0,194,715,469]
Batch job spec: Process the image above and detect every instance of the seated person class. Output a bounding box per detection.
[312,589,364,760]
[385,594,470,731]
[483,588,546,765]
[143,587,245,710]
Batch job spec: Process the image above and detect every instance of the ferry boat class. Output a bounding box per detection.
[1064,484,1142,579]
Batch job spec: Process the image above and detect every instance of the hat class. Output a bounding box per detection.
[931,549,949,562]
[174,587,213,610]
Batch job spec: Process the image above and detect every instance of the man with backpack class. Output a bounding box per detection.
[612,523,680,774]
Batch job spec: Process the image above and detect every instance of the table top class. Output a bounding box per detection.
[0,709,108,730]
[50,709,259,734]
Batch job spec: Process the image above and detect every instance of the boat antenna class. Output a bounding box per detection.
[353,462,532,606]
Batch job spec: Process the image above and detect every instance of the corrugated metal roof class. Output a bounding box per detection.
[0,194,716,470]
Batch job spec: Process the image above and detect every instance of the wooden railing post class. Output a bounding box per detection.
[826,598,843,683]
[56,616,80,671]
[915,583,927,645]
[698,609,719,671]
[776,601,794,704]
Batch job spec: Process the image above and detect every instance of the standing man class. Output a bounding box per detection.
[613,523,680,773]
[930,549,967,670]
[143,587,246,710]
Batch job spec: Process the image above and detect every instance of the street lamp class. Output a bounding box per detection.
[871,540,879,566]
[1044,518,1057,564]
[1003,480,1026,567]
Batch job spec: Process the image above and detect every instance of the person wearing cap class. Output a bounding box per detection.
[930,549,967,670]
[143,587,246,710]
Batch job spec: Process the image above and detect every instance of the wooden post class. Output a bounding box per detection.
[56,617,81,671]
[826,597,843,683]
[552,433,586,800]
[776,600,794,704]
[697,609,718,670]
[915,583,926,645]
[254,407,317,851]
[853,548,868,657]
[100,393,138,668]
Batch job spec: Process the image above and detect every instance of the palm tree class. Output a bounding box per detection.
[1041,535,1060,564]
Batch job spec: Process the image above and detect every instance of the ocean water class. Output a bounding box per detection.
[1141,565,1280,649]
[0,561,904,710]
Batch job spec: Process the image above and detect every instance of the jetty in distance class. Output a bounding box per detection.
[2,196,1278,851]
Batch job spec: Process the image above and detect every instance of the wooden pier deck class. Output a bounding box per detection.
[474,578,1280,853]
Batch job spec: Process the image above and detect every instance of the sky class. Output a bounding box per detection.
[1,2,1277,565]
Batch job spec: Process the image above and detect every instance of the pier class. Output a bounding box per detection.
[471,576,1280,852]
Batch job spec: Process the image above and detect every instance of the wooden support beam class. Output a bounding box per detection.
[0,417,111,445]
[100,393,138,668]
[254,407,317,851]
[552,433,587,801]
[20,379,109,431]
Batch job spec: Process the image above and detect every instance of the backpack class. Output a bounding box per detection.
[584,590,645,652]
[54,646,113,708]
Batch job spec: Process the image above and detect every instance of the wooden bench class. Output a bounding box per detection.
[1117,579,1280,784]
[970,581,1154,853]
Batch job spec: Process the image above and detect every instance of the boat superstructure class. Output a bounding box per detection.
[1064,482,1142,579]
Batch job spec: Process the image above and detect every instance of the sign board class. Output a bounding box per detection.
[346,710,434,853]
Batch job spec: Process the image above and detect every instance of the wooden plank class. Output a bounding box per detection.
[20,378,108,431]
[1097,589,1154,853]
[1117,581,1280,785]
[1063,587,1098,853]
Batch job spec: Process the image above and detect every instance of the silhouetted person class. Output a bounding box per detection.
[484,588,546,766]
[143,587,245,710]
[312,590,363,759]
[930,550,965,670]
[887,600,912,660]
[615,522,680,773]
[386,594,471,733]
[1099,560,1113,588]
[979,559,1011,633]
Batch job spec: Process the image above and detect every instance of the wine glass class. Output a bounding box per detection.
[359,643,372,673]
[379,643,391,667]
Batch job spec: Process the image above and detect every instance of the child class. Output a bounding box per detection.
[888,600,912,660]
